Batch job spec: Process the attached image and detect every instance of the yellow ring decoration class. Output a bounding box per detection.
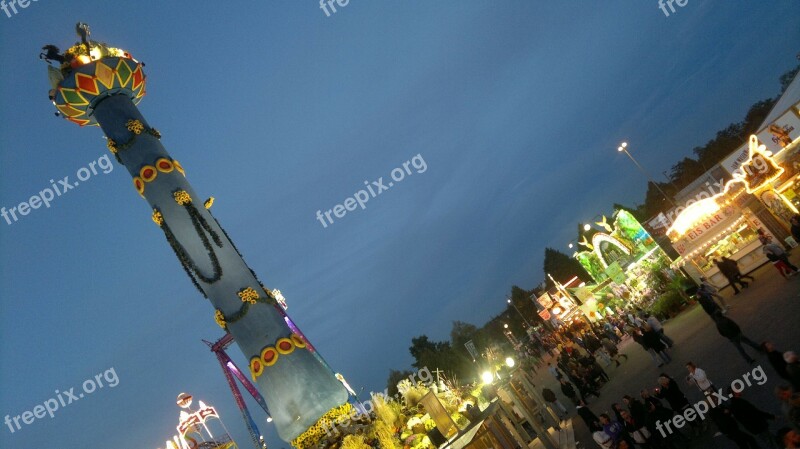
[155,157,174,173]
[276,338,295,355]
[140,165,157,182]
[174,159,185,176]
[291,334,307,349]
[133,177,145,196]
[261,346,279,367]
[249,356,264,380]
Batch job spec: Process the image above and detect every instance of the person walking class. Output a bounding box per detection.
[699,277,730,312]
[716,257,749,294]
[642,326,672,366]
[542,387,568,418]
[601,336,628,367]
[763,241,799,277]
[645,313,674,348]
[712,311,762,364]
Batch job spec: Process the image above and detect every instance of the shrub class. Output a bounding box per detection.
[649,291,686,319]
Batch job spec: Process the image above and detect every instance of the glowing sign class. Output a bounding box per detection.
[733,135,784,193]
[591,233,631,269]
[667,198,721,239]
[177,401,219,436]
[669,135,785,239]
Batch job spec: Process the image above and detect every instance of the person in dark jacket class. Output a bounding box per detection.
[791,215,800,243]
[542,387,567,418]
[716,257,750,294]
[654,375,690,412]
[728,387,778,448]
[623,395,647,427]
[640,388,664,411]
[640,326,672,366]
[575,399,601,432]
[645,400,689,448]
[762,341,791,382]
[712,311,762,363]
[559,378,580,407]
[709,395,761,448]
[696,289,724,317]
[655,374,702,435]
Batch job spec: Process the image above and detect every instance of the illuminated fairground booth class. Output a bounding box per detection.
[668,132,800,286]
[571,209,678,316]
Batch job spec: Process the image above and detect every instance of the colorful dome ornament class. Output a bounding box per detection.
[51,55,146,127]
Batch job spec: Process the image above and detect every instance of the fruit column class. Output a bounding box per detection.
[45,26,349,448]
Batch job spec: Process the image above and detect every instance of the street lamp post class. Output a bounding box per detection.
[507,297,532,328]
[617,142,677,207]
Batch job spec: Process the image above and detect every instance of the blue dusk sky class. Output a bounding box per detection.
[1,1,799,448]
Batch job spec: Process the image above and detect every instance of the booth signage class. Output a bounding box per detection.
[536,292,554,309]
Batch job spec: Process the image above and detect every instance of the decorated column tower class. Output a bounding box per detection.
[43,24,349,448]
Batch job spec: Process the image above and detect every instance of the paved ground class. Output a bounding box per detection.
[530,251,800,448]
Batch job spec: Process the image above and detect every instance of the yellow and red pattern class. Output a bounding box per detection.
[248,333,306,380]
[53,57,147,127]
[129,157,182,196]
[140,165,157,182]
[156,158,174,173]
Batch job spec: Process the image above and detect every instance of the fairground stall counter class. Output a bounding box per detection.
[668,133,800,286]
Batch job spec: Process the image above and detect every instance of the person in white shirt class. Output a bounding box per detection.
[685,362,715,396]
